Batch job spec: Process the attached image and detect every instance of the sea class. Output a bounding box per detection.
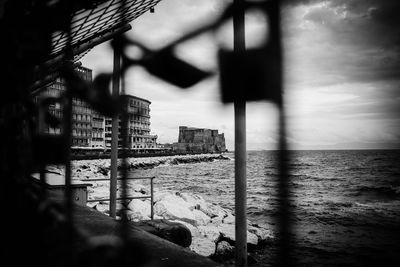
[128,150,400,266]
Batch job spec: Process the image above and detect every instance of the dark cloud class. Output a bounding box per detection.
[283,0,400,85]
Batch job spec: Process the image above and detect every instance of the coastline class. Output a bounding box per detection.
[46,153,272,263]
[70,147,229,161]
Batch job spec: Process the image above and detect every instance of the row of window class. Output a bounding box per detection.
[72,139,89,146]
[73,122,91,129]
[92,132,103,138]
[129,100,149,108]
[92,122,104,128]
[73,114,91,122]
[129,114,150,122]
[72,129,91,137]
[132,145,156,149]
[46,127,61,134]
[128,107,150,116]
[92,117,104,122]
[73,106,91,114]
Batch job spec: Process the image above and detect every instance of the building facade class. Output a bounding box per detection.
[173,126,226,153]
[104,95,157,149]
[34,66,96,147]
[34,65,157,150]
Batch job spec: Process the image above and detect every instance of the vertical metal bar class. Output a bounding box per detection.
[266,1,293,266]
[120,80,129,234]
[64,93,73,220]
[150,177,154,220]
[233,1,247,266]
[277,106,291,267]
[117,0,129,243]
[110,46,120,218]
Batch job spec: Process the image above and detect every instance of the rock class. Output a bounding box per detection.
[174,221,220,257]
[248,225,274,242]
[215,241,234,259]
[192,210,211,226]
[97,166,108,176]
[218,224,259,246]
[202,204,228,225]
[133,219,192,248]
[154,194,196,225]
[123,209,150,221]
[94,203,109,215]
[197,225,220,243]
[223,213,235,224]
[127,199,151,220]
[190,235,216,257]
[217,154,230,160]
[180,193,207,210]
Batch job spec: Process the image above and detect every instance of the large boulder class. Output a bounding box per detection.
[127,199,151,221]
[218,224,259,246]
[176,221,218,257]
[192,209,211,226]
[133,219,192,248]
[180,192,208,210]
[154,193,197,225]
[248,224,274,243]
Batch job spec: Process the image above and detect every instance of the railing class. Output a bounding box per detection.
[85,176,155,220]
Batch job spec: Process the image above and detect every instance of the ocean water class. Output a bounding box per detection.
[128,150,400,266]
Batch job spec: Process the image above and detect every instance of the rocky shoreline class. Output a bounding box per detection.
[89,184,273,259]
[64,153,232,180]
[48,154,273,261]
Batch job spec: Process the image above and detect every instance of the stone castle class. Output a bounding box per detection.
[172,126,226,153]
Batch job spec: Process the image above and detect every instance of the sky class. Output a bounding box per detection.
[81,0,400,150]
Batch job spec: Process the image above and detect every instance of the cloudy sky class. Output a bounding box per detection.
[81,0,400,150]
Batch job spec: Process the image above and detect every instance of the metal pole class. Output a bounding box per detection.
[150,177,154,220]
[233,0,247,266]
[110,45,121,218]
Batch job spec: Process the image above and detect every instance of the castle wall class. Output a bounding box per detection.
[173,126,226,153]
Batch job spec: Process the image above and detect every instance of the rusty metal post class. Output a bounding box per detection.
[110,45,121,218]
[233,0,247,266]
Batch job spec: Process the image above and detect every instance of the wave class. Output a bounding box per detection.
[355,185,400,199]
[290,163,315,167]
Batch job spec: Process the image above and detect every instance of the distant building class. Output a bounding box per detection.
[104,95,158,149]
[172,126,226,153]
[34,66,96,147]
[90,110,105,148]
[34,65,157,150]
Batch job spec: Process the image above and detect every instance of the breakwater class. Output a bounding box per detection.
[62,154,231,180]
[70,147,228,160]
